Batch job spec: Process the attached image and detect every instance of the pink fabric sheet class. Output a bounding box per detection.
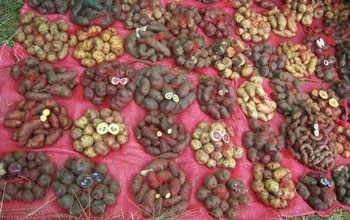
[0,0,349,219]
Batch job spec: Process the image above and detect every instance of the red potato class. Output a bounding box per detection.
[3,98,72,148]
[10,57,77,100]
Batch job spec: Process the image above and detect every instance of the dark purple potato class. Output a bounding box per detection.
[32,184,46,199]
[40,161,56,174]
[71,158,93,175]
[91,200,106,216]
[38,174,51,187]
[95,164,108,175]
[52,181,67,197]
[67,183,82,195]
[22,189,35,203]
[109,180,121,195]
[58,194,74,210]
[35,152,48,165]
[103,192,116,205]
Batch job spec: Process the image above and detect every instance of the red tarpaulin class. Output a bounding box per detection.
[0,0,349,219]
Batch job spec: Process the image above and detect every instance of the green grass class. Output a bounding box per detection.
[1,0,350,219]
[0,0,24,47]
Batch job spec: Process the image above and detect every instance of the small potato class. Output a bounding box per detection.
[196,150,210,164]
[71,127,83,139]
[73,140,83,153]
[81,135,94,148]
[232,146,243,159]
[203,143,215,154]
[75,116,89,129]
[191,139,202,150]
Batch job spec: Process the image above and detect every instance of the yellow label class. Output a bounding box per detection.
[157,131,162,137]
[155,194,160,199]
[167,128,172,135]
[96,122,109,135]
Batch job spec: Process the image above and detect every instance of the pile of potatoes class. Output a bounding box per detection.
[170,33,213,70]
[165,3,202,36]
[323,19,350,43]
[277,41,317,78]
[280,105,337,172]
[320,0,350,21]
[131,158,192,218]
[134,111,190,159]
[252,42,286,79]
[252,162,295,209]
[70,0,121,27]
[334,126,350,158]
[28,0,70,14]
[10,57,77,100]
[265,7,297,38]
[303,27,331,56]
[197,77,237,120]
[120,0,166,29]
[199,7,235,39]
[314,55,336,81]
[228,0,252,9]
[82,61,136,110]
[4,98,72,148]
[269,71,309,116]
[332,163,350,205]
[282,0,324,26]
[331,82,350,123]
[211,37,253,79]
[237,76,277,121]
[125,25,172,63]
[135,65,196,114]
[307,89,341,122]
[69,26,124,67]
[243,119,285,163]
[235,7,271,43]
[296,172,336,211]
[71,108,128,158]
[335,39,350,81]
[196,169,250,219]
[53,157,120,216]
[0,152,55,203]
[191,122,243,169]
[15,12,69,63]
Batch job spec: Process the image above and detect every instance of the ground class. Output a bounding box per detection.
[0,0,350,219]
